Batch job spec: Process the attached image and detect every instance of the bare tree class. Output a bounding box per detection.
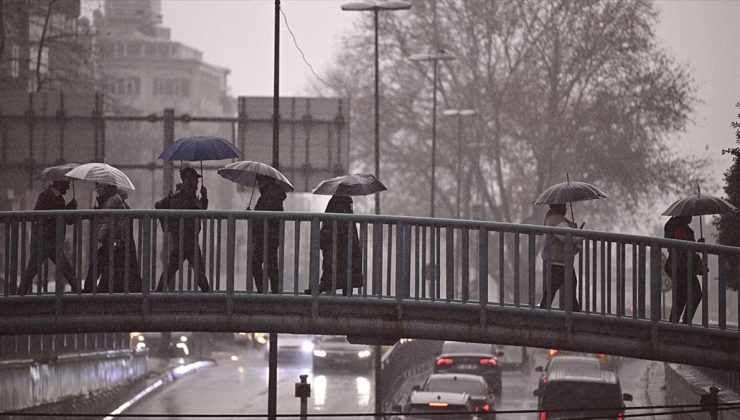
[0,0,97,92]
[325,0,705,227]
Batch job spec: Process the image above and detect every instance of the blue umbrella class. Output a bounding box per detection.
[159,136,240,162]
[159,136,240,181]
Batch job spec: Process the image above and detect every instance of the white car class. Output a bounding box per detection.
[262,334,314,360]
[312,335,373,372]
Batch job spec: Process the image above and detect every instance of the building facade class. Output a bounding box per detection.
[95,0,233,116]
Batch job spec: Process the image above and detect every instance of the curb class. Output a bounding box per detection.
[103,359,215,419]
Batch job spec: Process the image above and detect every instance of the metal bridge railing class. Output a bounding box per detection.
[2,209,740,330]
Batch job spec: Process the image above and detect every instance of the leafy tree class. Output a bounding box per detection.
[714,103,740,289]
[324,0,704,226]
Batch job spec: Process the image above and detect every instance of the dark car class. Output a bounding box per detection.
[419,373,495,416]
[535,355,602,394]
[312,335,373,371]
[434,341,504,396]
[392,391,481,420]
[533,358,633,419]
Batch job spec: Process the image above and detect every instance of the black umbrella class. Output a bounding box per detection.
[662,186,737,238]
[534,175,608,224]
[312,174,387,196]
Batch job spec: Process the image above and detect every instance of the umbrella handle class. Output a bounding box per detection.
[247,177,257,210]
[569,202,577,226]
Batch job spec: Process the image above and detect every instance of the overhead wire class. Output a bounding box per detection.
[278,5,337,92]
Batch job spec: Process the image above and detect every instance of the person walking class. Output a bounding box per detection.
[116,189,142,292]
[664,215,703,323]
[305,195,363,296]
[540,203,582,311]
[18,180,79,295]
[83,183,127,292]
[251,178,287,293]
[156,167,210,292]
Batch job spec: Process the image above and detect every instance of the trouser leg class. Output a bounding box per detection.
[570,268,582,312]
[252,245,265,293]
[682,275,703,324]
[266,246,279,293]
[19,239,47,295]
[671,276,688,323]
[186,245,210,293]
[156,245,182,292]
[48,246,79,293]
[540,264,563,310]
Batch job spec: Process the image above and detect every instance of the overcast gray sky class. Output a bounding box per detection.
[159,1,740,196]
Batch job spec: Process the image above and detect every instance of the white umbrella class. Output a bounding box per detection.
[217,161,294,191]
[217,160,293,209]
[37,163,80,182]
[65,163,135,191]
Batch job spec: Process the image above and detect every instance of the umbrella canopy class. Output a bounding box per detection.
[159,136,240,162]
[36,163,79,181]
[534,180,608,205]
[312,174,387,196]
[662,194,737,217]
[65,163,135,191]
[217,160,294,192]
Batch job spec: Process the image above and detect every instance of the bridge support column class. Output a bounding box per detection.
[268,334,278,420]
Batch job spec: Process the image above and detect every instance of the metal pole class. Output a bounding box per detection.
[272,0,281,170]
[268,333,278,420]
[430,58,438,218]
[374,9,380,215]
[373,13,383,420]
[269,3,280,419]
[456,114,462,219]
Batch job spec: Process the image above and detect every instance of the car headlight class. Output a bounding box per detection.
[357,350,372,359]
[301,341,315,353]
[313,350,327,358]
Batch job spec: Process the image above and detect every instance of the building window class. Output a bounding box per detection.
[153,78,190,97]
[11,45,20,78]
[109,77,141,96]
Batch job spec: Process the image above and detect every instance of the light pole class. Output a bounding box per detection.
[442,109,477,219]
[341,0,411,216]
[410,50,455,217]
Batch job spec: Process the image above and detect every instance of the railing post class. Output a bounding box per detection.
[226,216,235,294]
[717,252,726,330]
[650,242,662,322]
[372,223,383,297]
[638,244,646,318]
[564,232,574,314]
[55,215,65,297]
[141,215,151,294]
[461,228,469,303]
[445,226,454,302]
[309,218,321,298]
[479,227,488,306]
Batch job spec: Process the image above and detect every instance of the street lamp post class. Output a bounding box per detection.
[410,50,455,217]
[341,1,411,216]
[442,109,477,219]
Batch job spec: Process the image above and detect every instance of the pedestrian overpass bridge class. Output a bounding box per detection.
[2,210,739,370]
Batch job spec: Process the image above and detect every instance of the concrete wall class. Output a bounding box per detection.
[665,363,740,420]
[0,349,147,412]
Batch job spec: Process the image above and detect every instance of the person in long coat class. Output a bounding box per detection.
[305,195,363,296]
[84,183,128,293]
[251,178,287,293]
[539,203,582,311]
[155,167,210,292]
[18,180,79,295]
[664,215,703,323]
